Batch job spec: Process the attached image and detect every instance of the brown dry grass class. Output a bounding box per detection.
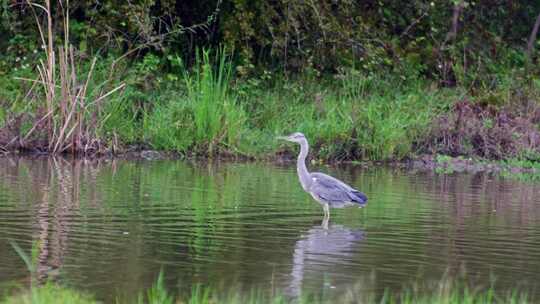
[426,98,540,159]
[0,0,124,155]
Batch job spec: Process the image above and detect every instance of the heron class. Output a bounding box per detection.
[278,132,368,219]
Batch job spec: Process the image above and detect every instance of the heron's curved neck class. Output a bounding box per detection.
[297,140,311,190]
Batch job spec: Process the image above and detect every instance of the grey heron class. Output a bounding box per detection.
[278,132,368,219]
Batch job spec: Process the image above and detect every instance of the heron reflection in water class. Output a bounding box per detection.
[278,132,368,220]
[285,217,365,299]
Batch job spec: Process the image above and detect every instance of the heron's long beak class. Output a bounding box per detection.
[276,136,289,141]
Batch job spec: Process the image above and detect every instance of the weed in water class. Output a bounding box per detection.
[2,282,96,304]
[136,271,174,304]
[2,241,95,304]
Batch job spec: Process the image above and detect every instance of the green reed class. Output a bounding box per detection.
[144,48,247,156]
[2,260,531,304]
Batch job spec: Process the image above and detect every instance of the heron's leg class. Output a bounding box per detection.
[322,204,330,230]
[323,204,330,218]
[322,215,329,230]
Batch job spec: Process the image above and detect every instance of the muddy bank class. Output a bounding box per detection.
[409,154,538,176]
[1,149,537,179]
[424,99,540,159]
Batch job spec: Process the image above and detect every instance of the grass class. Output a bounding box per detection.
[136,52,459,160]
[499,157,540,182]
[2,239,532,304]
[2,282,96,304]
[2,242,95,304]
[1,277,531,304]
[136,271,174,304]
[143,49,247,156]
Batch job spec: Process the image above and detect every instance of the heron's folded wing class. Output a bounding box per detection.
[311,175,353,202]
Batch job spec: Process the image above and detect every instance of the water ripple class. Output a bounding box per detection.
[1,158,540,302]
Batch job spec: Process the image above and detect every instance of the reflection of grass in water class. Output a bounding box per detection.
[189,173,220,260]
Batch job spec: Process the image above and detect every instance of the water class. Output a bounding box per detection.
[1,156,540,302]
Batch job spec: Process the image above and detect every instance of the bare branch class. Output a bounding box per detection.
[400,11,428,39]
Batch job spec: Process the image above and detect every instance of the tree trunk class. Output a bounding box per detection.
[526,13,540,61]
[445,1,464,43]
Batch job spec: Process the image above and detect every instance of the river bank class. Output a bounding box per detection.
[2,64,540,163]
[2,42,539,167]
[1,148,538,182]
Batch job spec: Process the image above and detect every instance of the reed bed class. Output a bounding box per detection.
[6,0,123,155]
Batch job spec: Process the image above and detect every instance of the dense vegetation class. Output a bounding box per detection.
[1,0,540,161]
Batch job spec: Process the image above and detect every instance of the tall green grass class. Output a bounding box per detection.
[144,49,248,156]
[93,49,461,161]
[135,271,174,304]
[239,70,458,160]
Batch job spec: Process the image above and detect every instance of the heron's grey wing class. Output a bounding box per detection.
[311,172,355,190]
[310,179,351,203]
[311,172,368,205]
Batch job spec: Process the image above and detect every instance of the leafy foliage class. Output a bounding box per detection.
[2,1,540,75]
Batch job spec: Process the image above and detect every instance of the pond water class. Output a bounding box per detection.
[1,157,540,302]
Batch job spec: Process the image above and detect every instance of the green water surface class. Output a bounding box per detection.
[0,157,539,302]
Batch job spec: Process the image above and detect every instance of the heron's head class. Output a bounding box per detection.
[278,132,306,144]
